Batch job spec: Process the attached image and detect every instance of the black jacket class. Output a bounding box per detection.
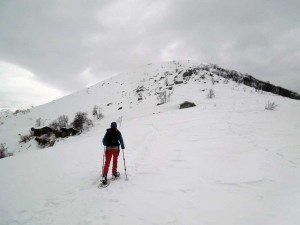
[102,128,125,149]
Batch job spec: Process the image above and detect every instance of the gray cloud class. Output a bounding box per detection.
[0,0,299,108]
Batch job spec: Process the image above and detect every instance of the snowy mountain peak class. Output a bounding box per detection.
[30,60,300,119]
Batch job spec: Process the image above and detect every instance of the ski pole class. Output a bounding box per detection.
[122,148,128,180]
[102,146,106,177]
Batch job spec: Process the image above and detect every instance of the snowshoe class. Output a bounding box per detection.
[102,177,108,185]
[112,172,120,180]
[98,177,110,188]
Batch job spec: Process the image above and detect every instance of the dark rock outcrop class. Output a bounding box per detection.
[179,101,196,109]
[31,126,53,137]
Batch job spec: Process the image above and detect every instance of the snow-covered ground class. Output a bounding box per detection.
[1,61,300,225]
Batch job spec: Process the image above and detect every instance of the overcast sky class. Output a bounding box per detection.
[0,0,299,109]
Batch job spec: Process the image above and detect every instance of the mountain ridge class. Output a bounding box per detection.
[0,60,299,154]
[36,60,300,116]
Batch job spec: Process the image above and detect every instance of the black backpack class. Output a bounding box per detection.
[105,129,120,147]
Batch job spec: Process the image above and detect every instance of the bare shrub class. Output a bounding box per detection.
[206,89,215,99]
[0,143,9,159]
[13,109,30,115]
[71,112,93,132]
[83,119,94,131]
[157,91,167,105]
[35,134,56,148]
[49,120,60,130]
[92,105,104,120]
[35,118,44,127]
[265,101,278,110]
[157,89,173,105]
[49,115,69,130]
[58,115,69,127]
[19,134,32,143]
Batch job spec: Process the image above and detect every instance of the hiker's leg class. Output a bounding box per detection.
[112,150,119,174]
[103,150,113,177]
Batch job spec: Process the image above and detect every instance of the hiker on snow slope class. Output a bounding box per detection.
[101,122,125,185]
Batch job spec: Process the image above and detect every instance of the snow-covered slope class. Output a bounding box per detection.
[1,60,298,154]
[0,61,300,225]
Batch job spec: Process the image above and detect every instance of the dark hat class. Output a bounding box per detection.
[111,122,117,128]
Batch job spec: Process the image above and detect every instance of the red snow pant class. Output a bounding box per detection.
[102,149,119,177]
